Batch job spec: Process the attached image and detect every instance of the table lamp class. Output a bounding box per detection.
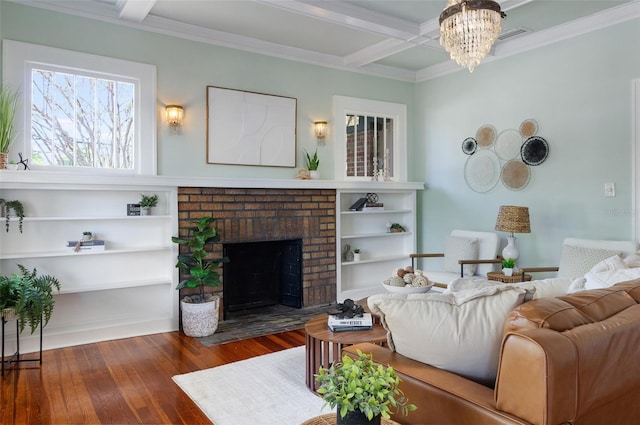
[495,205,531,261]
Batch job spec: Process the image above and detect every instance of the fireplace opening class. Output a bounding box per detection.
[223,239,302,318]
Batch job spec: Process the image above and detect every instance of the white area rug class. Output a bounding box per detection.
[172,346,326,425]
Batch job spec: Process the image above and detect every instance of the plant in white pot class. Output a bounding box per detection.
[316,350,416,424]
[305,148,320,179]
[502,257,515,277]
[139,194,159,215]
[172,216,229,337]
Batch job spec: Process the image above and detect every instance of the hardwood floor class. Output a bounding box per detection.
[1,329,306,424]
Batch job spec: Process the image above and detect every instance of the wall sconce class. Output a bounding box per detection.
[314,121,327,140]
[165,105,184,134]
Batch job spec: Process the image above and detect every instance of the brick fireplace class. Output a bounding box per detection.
[177,187,336,314]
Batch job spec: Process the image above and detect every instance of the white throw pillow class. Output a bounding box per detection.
[558,245,622,279]
[367,285,529,386]
[443,236,479,276]
[623,252,640,268]
[567,277,586,293]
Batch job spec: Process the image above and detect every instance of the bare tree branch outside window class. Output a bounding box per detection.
[31,68,135,169]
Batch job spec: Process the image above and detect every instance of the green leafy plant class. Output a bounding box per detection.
[0,198,24,233]
[305,149,320,171]
[353,248,361,254]
[502,258,515,269]
[316,350,416,421]
[0,87,19,154]
[171,216,230,303]
[390,223,405,232]
[139,194,159,208]
[0,265,61,334]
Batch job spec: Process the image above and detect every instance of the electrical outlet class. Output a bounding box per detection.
[604,182,615,197]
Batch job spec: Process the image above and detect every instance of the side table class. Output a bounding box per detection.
[486,271,532,283]
[301,413,400,425]
[305,315,387,393]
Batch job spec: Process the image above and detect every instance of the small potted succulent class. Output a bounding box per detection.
[316,350,416,424]
[502,257,516,276]
[390,223,405,233]
[305,148,320,179]
[139,194,159,216]
[352,248,361,262]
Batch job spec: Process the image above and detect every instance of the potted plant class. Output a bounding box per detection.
[139,194,159,215]
[82,231,93,241]
[305,148,320,179]
[0,198,24,233]
[316,349,416,424]
[390,223,405,233]
[0,265,61,334]
[352,248,361,262]
[0,87,19,170]
[502,257,515,276]
[172,216,229,337]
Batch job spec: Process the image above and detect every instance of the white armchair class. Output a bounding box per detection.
[410,229,502,288]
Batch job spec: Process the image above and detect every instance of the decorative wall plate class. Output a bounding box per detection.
[494,129,522,161]
[501,159,530,191]
[519,119,538,138]
[462,137,477,155]
[475,125,497,148]
[521,136,549,166]
[464,149,501,193]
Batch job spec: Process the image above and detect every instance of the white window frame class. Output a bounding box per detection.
[333,95,407,182]
[2,40,157,175]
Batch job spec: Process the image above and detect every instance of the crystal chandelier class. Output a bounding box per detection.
[439,0,506,72]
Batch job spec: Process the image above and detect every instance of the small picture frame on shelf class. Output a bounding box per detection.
[127,203,141,216]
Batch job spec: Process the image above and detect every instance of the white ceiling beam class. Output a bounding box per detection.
[256,0,421,41]
[117,0,156,23]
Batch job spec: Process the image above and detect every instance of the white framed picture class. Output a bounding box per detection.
[206,86,297,167]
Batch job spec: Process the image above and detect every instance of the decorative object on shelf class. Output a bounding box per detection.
[501,257,515,277]
[296,168,311,180]
[495,205,531,261]
[67,239,105,252]
[0,198,24,233]
[0,87,19,170]
[139,194,159,215]
[126,203,141,216]
[82,231,93,241]
[462,137,477,155]
[342,244,351,262]
[314,121,327,141]
[0,264,61,334]
[439,0,506,72]
[305,149,320,179]
[348,198,367,211]
[16,152,29,170]
[172,216,230,337]
[352,249,361,262]
[165,105,184,134]
[364,194,383,210]
[328,298,364,319]
[315,349,416,424]
[385,222,392,233]
[390,223,405,233]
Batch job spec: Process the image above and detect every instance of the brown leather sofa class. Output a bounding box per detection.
[344,280,640,425]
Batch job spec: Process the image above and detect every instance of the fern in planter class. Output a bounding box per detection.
[0,265,61,333]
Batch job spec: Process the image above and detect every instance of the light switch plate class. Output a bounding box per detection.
[604,182,615,197]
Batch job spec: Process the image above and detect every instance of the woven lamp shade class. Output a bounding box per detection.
[495,206,531,234]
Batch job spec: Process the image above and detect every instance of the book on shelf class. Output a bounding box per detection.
[328,312,373,327]
[348,198,368,211]
[66,240,105,247]
[362,202,384,211]
[66,240,106,252]
[328,324,373,332]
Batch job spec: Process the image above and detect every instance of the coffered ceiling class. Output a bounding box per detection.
[13,0,640,81]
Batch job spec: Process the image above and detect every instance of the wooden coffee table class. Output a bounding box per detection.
[305,315,387,393]
[486,271,532,283]
[301,413,399,425]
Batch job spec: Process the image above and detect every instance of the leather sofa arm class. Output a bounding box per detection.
[496,329,577,425]
[343,343,527,425]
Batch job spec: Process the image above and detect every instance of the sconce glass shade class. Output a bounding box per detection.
[314,121,327,139]
[165,105,184,127]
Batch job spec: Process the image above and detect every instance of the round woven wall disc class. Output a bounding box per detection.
[475,125,497,148]
[519,119,538,138]
[501,160,530,191]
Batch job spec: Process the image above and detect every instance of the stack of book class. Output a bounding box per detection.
[67,240,106,252]
[327,313,373,332]
[362,202,384,211]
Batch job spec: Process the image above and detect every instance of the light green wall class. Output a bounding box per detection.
[415,20,640,267]
[3,1,639,269]
[0,1,414,180]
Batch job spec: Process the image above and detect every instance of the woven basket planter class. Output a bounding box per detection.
[1,307,18,321]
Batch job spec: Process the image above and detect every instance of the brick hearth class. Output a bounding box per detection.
[177,187,336,312]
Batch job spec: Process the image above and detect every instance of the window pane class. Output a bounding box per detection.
[345,113,394,180]
[30,68,135,169]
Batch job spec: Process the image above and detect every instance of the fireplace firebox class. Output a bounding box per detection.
[222,239,302,317]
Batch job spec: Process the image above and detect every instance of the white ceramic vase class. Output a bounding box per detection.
[309,170,320,180]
